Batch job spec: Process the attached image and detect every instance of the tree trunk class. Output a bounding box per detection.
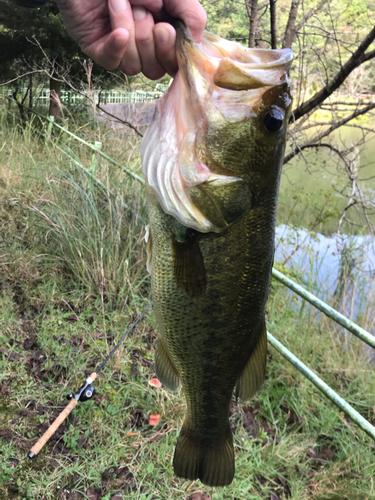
[282,0,300,48]
[247,0,259,48]
[28,72,33,118]
[269,0,277,49]
[13,88,26,126]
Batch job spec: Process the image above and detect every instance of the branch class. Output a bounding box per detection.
[321,101,375,106]
[282,141,374,241]
[269,0,277,49]
[291,26,375,122]
[298,121,375,134]
[336,154,374,242]
[0,70,45,87]
[363,48,375,63]
[286,142,350,166]
[294,0,327,35]
[38,66,144,137]
[245,0,251,18]
[66,82,144,138]
[96,100,143,138]
[282,0,301,49]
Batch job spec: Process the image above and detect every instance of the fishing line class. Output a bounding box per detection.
[28,301,153,459]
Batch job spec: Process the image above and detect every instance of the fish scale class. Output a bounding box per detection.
[141,21,293,487]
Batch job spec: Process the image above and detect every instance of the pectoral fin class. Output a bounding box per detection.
[190,176,254,228]
[172,230,207,297]
[235,322,267,401]
[155,337,180,392]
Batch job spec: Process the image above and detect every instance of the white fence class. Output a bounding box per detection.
[0,84,170,105]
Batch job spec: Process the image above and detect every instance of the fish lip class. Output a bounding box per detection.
[235,48,294,69]
[214,47,294,70]
[211,49,294,91]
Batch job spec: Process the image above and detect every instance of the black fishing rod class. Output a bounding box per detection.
[28,302,153,459]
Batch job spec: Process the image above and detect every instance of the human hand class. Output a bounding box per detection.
[56,0,207,79]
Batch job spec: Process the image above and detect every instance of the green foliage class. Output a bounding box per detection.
[0,1,76,77]
[0,0,113,100]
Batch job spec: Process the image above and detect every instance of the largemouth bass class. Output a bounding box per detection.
[141,22,293,487]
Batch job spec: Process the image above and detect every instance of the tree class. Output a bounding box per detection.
[0,0,109,119]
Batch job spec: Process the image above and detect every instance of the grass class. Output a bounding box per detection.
[1,110,375,500]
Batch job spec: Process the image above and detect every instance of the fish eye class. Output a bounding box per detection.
[263,109,284,133]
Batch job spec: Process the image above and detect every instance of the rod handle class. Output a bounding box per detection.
[28,398,77,458]
[28,372,97,457]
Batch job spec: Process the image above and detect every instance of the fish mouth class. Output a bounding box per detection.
[175,21,293,92]
[141,23,293,233]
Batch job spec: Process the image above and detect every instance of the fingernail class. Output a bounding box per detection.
[111,0,127,14]
[132,6,147,21]
[155,27,170,44]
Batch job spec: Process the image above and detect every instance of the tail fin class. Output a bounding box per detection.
[173,424,235,487]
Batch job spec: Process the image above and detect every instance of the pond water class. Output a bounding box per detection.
[275,224,375,335]
[278,123,375,235]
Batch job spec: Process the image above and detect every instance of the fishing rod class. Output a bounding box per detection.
[28,301,153,459]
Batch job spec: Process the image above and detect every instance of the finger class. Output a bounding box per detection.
[133,7,165,80]
[164,0,207,43]
[128,0,163,13]
[82,28,129,70]
[154,23,178,77]
[109,0,142,75]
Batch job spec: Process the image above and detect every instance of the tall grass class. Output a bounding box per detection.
[23,168,148,308]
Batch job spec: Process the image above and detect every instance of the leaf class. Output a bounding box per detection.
[307,447,317,458]
[125,431,138,438]
[107,404,120,416]
[149,378,162,388]
[255,473,266,485]
[149,414,161,426]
